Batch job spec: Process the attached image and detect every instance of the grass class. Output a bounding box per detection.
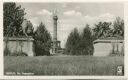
[4,56,124,76]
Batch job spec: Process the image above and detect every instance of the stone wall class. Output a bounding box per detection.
[4,37,35,56]
[93,40,124,56]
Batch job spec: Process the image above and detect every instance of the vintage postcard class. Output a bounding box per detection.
[1,0,126,78]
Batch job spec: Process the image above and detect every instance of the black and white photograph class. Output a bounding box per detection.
[3,2,124,76]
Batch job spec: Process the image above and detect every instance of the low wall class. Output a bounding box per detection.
[93,40,124,56]
[4,37,35,56]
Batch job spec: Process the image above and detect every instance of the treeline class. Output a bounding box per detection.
[93,17,124,39]
[65,17,124,55]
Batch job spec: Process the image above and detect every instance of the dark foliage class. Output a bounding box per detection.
[65,28,80,55]
[33,22,52,56]
[79,25,94,55]
[113,17,124,37]
[3,2,26,37]
[10,52,28,56]
[92,17,124,39]
[65,25,94,55]
[93,22,111,39]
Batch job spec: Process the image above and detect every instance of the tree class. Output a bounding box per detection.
[93,22,111,39]
[65,28,80,55]
[3,2,26,37]
[79,24,94,55]
[113,17,124,37]
[33,22,52,56]
[92,17,124,39]
[65,25,94,55]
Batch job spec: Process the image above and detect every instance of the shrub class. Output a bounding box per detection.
[10,52,28,56]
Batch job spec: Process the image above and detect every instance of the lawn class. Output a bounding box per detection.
[4,56,124,76]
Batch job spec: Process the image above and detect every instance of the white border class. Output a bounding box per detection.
[0,0,128,79]
[124,2,128,78]
[2,0,128,3]
[0,0,3,77]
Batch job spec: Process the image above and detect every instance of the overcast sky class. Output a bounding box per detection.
[17,2,124,48]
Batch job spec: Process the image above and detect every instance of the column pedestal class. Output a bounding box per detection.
[50,40,61,54]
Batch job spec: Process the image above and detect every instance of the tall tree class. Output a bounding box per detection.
[33,22,52,56]
[65,25,94,55]
[93,22,111,39]
[113,17,124,37]
[79,24,94,55]
[3,2,26,37]
[65,28,80,55]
